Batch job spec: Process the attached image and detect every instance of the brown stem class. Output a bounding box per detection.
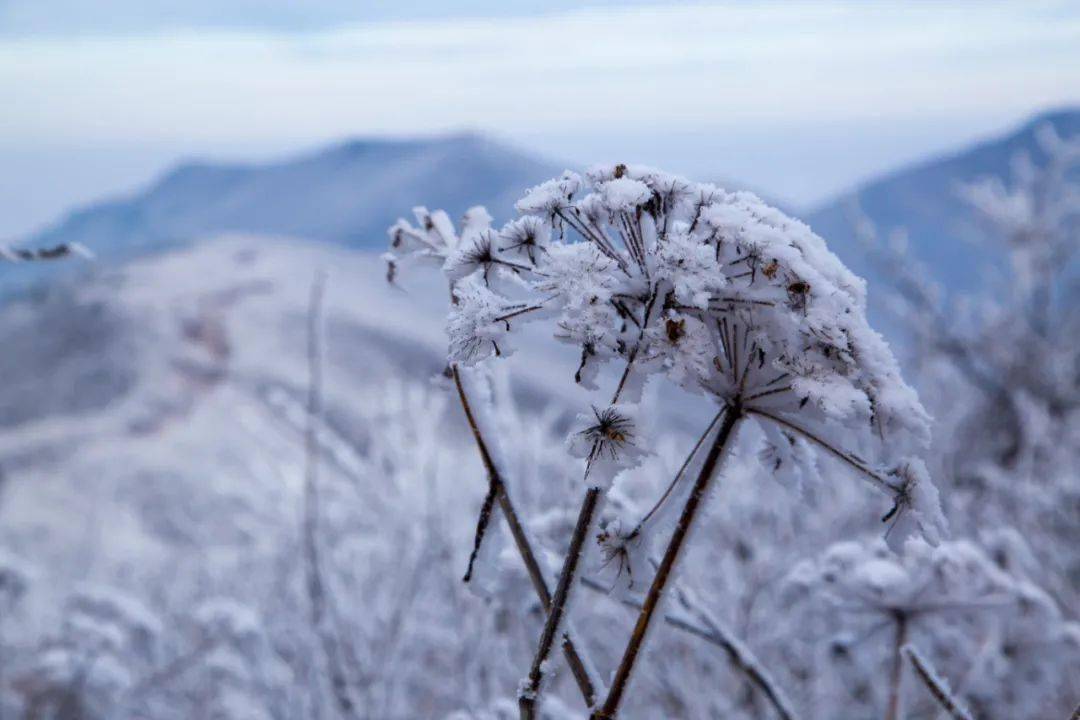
[451,365,598,707]
[885,613,909,720]
[519,488,604,719]
[462,477,499,582]
[593,402,743,719]
[632,408,725,538]
[581,577,797,720]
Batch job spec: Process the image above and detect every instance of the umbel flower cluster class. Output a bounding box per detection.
[389,164,940,526]
[388,164,945,719]
[785,536,1080,720]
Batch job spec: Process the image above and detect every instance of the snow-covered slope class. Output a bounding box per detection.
[0,232,712,600]
[0,238,484,630]
[806,108,1080,297]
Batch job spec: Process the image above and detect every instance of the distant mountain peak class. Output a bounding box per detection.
[1022,106,1080,131]
[805,106,1079,304]
[21,131,560,267]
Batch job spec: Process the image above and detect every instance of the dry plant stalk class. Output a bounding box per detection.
[388,163,940,718]
[301,271,360,719]
[884,612,909,720]
[903,645,973,720]
[451,365,599,708]
[592,403,742,718]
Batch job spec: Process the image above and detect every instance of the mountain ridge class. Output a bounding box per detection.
[804,107,1080,296]
[10,108,1079,302]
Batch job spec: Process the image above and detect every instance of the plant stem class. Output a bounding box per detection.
[518,487,604,719]
[668,583,798,720]
[903,645,972,720]
[885,612,909,720]
[302,272,359,718]
[745,408,898,495]
[451,365,598,708]
[593,402,742,719]
[581,577,797,720]
[632,408,725,538]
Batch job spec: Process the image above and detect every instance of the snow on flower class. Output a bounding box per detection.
[390,162,939,537]
[567,404,647,489]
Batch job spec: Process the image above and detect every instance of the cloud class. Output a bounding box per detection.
[0,1,656,37]
[1,1,1077,213]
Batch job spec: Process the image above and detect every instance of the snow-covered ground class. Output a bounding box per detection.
[0,182,1076,717]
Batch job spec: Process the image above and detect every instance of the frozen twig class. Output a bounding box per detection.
[594,403,743,719]
[302,271,360,718]
[518,486,603,719]
[884,612,909,720]
[581,576,797,720]
[451,365,599,708]
[903,644,973,720]
[669,582,798,720]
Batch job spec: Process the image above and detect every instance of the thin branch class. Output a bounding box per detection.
[744,385,793,403]
[903,645,974,720]
[667,582,797,720]
[632,408,725,537]
[302,271,361,719]
[462,477,499,583]
[744,407,898,495]
[518,488,604,718]
[494,304,547,324]
[451,365,598,708]
[884,613,909,720]
[594,403,743,719]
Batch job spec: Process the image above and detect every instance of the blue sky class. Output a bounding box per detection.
[2,1,1078,238]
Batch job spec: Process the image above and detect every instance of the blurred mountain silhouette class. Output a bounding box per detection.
[8,108,1079,300]
[805,108,1080,296]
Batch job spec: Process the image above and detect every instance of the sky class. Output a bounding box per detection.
[1,1,1079,238]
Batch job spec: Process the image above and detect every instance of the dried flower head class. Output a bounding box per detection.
[389,163,941,539]
[567,404,647,488]
[594,516,649,597]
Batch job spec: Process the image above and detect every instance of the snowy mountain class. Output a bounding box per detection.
[805,108,1080,296]
[15,109,1079,306]
[2,134,563,296]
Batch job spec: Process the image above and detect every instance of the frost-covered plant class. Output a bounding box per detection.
[389,163,941,718]
[14,586,161,719]
[855,121,1080,620]
[902,644,974,720]
[0,549,31,616]
[785,536,1080,720]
